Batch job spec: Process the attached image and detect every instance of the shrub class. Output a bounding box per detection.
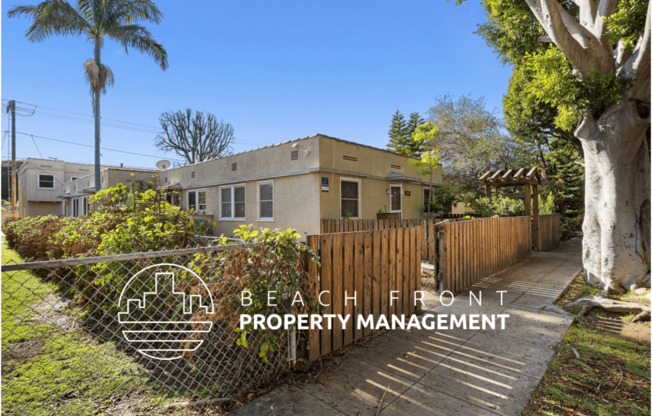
[183,225,319,362]
[3,216,66,261]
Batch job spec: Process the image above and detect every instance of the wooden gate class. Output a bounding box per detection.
[305,226,422,362]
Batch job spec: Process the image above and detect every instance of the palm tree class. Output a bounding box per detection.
[9,0,168,191]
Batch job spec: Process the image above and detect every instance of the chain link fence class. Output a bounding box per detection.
[2,244,295,415]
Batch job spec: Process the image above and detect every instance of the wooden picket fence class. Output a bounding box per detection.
[436,216,532,293]
[538,214,561,251]
[320,218,424,233]
[320,218,455,263]
[304,225,423,362]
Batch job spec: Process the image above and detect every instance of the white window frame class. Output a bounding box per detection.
[340,177,361,219]
[188,190,207,212]
[220,184,246,220]
[389,184,402,215]
[38,174,55,189]
[257,180,274,221]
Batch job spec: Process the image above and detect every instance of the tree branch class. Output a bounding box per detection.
[155,109,235,164]
[525,0,614,75]
[621,0,651,101]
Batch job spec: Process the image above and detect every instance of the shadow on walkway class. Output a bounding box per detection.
[239,239,583,416]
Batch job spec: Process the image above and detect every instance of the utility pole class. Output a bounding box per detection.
[7,100,17,215]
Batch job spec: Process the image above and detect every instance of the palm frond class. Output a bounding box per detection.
[107,24,168,69]
[104,0,163,25]
[84,58,114,93]
[8,0,92,42]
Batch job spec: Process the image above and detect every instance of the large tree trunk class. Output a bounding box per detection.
[577,97,651,293]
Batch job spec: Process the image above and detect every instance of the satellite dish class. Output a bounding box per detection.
[156,160,171,171]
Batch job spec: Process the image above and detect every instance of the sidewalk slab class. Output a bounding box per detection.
[237,385,344,416]
[238,239,582,416]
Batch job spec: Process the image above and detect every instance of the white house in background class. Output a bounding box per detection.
[16,158,156,218]
[159,134,444,239]
[59,167,157,217]
[17,158,100,217]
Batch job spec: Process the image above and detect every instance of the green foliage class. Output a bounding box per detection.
[426,184,462,214]
[227,226,319,362]
[465,190,556,218]
[604,0,648,51]
[467,194,525,217]
[387,110,425,156]
[476,0,547,66]
[522,47,627,131]
[424,94,531,186]
[3,216,67,261]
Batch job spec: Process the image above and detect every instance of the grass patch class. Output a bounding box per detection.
[1,243,59,348]
[1,241,204,415]
[525,274,651,416]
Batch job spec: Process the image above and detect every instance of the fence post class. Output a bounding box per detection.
[306,235,320,362]
[436,227,447,293]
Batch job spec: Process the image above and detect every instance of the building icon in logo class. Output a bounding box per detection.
[118,263,215,360]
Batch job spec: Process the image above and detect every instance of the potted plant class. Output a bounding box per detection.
[376,207,399,220]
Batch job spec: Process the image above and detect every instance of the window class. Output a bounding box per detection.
[220,185,245,219]
[165,192,180,206]
[341,179,360,218]
[390,185,402,213]
[188,190,207,211]
[70,176,79,181]
[38,174,55,189]
[72,199,79,217]
[82,197,88,215]
[258,181,273,220]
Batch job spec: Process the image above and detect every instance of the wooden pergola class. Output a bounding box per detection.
[479,167,543,250]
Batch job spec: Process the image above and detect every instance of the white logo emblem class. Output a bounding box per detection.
[118,263,215,360]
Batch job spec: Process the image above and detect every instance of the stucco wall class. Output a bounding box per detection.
[188,173,321,239]
[318,173,425,219]
[318,137,442,219]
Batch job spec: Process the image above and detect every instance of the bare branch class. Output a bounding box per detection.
[593,0,619,38]
[622,0,651,101]
[525,0,614,75]
[155,109,235,165]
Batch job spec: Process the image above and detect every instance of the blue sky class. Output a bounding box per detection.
[1,0,512,169]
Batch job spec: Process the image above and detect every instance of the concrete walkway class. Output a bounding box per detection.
[238,239,582,416]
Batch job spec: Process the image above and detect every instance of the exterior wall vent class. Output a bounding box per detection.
[291,150,299,161]
[391,164,401,170]
[232,163,237,171]
[191,171,195,179]
[343,155,358,162]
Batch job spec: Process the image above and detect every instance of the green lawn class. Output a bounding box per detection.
[1,241,192,415]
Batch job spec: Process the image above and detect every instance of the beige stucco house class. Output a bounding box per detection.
[16,158,101,217]
[159,134,443,239]
[60,167,157,217]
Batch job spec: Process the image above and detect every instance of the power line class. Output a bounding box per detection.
[16,131,185,162]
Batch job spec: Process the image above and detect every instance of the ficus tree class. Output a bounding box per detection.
[155,109,235,164]
[9,0,168,192]
[474,0,650,292]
